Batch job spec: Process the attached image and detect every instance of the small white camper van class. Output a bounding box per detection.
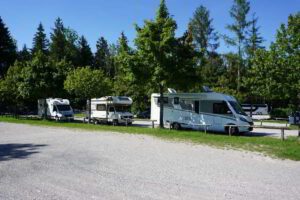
[38,98,74,121]
[151,89,253,134]
[90,96,133,125]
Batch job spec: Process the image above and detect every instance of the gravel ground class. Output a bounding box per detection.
[0,122,299,200]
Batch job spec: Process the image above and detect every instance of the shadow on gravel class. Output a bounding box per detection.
[0,143,47,161]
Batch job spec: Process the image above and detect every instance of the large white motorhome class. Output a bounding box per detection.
[241,104,270,115]
[38,98,74,121]
[151,89,253,133]
[90,96,133,125]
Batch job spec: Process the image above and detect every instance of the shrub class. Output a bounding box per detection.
[270,107,293,118]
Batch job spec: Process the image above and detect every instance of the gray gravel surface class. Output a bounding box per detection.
[0,122,299,200]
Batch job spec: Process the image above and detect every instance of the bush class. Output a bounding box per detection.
[270,107,293,118]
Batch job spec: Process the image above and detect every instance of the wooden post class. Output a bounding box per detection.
[152,120,154,129]
[281,128,285,141]
[229,126,232,136]
[298,125,300,138]
[169,121,172,130]
[125,118,128,127]
[260,120,263,126]
[204,125,207,134]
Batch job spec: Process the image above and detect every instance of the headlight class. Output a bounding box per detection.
[239,117,248,123]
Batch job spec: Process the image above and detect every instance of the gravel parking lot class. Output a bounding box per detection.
[0,122,299,200]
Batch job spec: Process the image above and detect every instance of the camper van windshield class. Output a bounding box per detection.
[56,105,71,111]
[115,105,131,112]
[229,101,247,116]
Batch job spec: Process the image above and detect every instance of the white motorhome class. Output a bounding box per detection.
[241,104,270,115]
[90,96,133,125]
[151,89,253,134]
[38,98,74,121]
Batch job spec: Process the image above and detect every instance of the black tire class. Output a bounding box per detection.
[94,120,98,125]
[225,125,239,135]
[172,123,181,130]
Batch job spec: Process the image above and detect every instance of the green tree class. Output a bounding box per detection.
[246,13,264,65]
[64,67,111,122]
[0,16,17,78]
[50,18,67,61]
[32,23,49,55]
[77,35,93,67]
[245,13,300,109]
[94,36,113,76]
[134,0,177,127]
[189,5,219,55]
[18,45,31,62]
[225,0,251,92]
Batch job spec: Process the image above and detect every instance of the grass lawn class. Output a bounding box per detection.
[0,116,299,161]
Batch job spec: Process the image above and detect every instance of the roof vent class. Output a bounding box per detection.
[167,88,177,94]
[202,86,213,92]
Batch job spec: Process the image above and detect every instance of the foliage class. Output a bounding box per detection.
[270,107,293,118]
[18,45,31,62]
[0,17,17,78]
[189,5,219,54]
[32,23,49,55]
[64,67,111,99]
[77,35,93,67]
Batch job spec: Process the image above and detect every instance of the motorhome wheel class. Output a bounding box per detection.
[225,125,239,135]
[172,123,181,130]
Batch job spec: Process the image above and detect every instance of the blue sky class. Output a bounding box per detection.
[1,0,299,53]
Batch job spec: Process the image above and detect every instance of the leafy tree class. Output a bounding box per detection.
[189,5,219,55]
[245,13,300,109]
[64,67,111,121]
[134,0,177,127]
[77,35,93,67]
[225,0,251,91]
[0,16,17,78]
[32,23,49,55]
[18,45,31,62]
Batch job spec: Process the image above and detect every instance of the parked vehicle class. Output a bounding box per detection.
[135,109,151,119]
[90,96,133,125]
[151,88,253,134]
[289,111,300,125]
[241,104,270,115]
[38,98,74,121]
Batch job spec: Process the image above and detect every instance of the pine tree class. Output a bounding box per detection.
[189,5,219,55]
[77,36,93,67]
[0,17,17,78]
[49,18,67,61]
[18,45,31,62]
[246,13,264,64]
[32,23,49,55]
[94,37,109,72]
[225,0,251,92]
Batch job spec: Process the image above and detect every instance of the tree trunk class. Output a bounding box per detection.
[159,83,164,128]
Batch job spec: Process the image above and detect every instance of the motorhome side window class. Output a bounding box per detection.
[179,99,194,111]
[174,97,179,104]
[157,97,168,104]
[96,104,106,111]
[213,101,232,115]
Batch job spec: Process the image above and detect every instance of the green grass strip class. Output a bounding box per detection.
[0,116,299,161]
